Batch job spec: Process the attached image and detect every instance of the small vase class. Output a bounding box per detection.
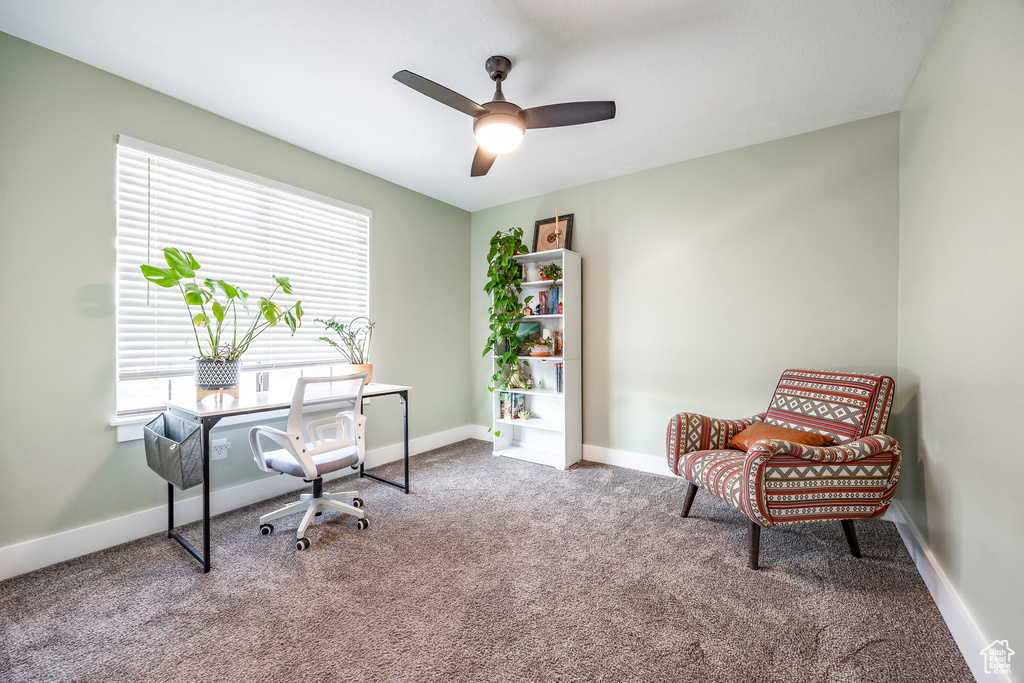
[195,358,240,391]
[344,363,373,383]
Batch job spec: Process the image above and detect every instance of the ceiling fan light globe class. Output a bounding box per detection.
[474,114,525,154]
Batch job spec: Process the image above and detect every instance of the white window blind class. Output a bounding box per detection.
[115,136,370,413]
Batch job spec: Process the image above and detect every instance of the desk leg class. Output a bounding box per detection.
[166,414,216,573]
[402,390,409,494]
[201,417,211,572]
[357,391,410,494]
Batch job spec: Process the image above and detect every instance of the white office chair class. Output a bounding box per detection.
[249,372,369,551]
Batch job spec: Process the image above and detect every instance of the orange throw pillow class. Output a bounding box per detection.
[727,421,834,451]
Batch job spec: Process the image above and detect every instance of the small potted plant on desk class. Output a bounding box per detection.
[140,247,303,401]
[316,316,376,383]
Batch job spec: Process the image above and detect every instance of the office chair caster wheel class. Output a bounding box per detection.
[260,524,274,536]
[356,518,369,531]
[296,537,311,551]
[351,498,364,508]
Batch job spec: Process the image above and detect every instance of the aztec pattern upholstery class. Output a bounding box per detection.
[666,369,900,528]
[763,369,894,444]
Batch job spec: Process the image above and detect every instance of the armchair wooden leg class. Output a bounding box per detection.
[841,520,862,558]
[681,483,699,518]
[748,520,761,570]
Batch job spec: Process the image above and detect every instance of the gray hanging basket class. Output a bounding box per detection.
[144,412,203,490]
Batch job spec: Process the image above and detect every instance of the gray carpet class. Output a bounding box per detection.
[0,439,971,682]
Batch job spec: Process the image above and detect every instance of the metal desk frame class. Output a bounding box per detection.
[164,383,410,572]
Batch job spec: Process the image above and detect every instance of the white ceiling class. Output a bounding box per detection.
[0,0,947,212]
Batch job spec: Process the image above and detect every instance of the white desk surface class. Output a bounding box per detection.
[165,382,411,419]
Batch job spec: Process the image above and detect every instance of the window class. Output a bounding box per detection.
[115,136,370,414]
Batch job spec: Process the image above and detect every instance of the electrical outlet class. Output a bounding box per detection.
[211,438,230,460]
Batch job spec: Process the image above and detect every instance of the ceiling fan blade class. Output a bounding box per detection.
[522,101,616,129]
[471,147,497,177]
[393,70,486,117]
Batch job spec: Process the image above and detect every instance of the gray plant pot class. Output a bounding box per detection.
[195,358,240,390]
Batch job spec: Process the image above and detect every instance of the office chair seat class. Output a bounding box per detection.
[262,445,359,479]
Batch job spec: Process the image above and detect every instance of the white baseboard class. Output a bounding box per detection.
[582,444,673,477]
[0,425,478,581]
[467,424,492,441]
[885,501,1005,682]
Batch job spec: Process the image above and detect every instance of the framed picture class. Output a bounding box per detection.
[552,330,563,357]
[533,213,574,253]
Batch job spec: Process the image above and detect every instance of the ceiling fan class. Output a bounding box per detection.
[393,56,616,177]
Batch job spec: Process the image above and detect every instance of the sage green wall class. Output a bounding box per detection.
[470,114,901,457]
[0,33,471,548]
[897,0,1024,658]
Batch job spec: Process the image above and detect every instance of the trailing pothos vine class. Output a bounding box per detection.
[483,227,533,415]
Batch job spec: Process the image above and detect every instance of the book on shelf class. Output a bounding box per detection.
[538,290,548,315]
[556,363,563,393]
[551,286,559,314]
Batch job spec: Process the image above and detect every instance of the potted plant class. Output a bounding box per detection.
[483,227,534,389]
[539,263,562,281]
[140,247,303,395]
[528,338,553,357]
[316,316,376,382]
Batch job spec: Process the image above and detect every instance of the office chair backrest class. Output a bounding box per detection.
[286,372,368,456]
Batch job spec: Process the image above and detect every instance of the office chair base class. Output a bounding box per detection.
[259,487,366,544]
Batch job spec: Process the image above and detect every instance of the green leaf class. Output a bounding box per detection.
[294,301,304,320]
[163,248,199,278]
[140,265,179,288]
[217,280,238,298]
[283,312,297,334]
[212,301,226,322]
[273,275,293,294]
[193,313,208,328]
[183,283,211,306]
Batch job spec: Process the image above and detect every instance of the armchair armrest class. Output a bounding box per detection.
[666,411,765,476]
[741,434,902,527]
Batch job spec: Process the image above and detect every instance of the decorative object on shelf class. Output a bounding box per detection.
[140,247,303,401]
[558,301,563,314]
[521,305,533,316]
[517,409,532,420]
[316,316,376,383]
[484,227,534,398]
[530,338,552,357]
[533,212,574,253]
[507,368,529,389]
[516,321,540,339]
[553,330,563,357]
[539,263,562,281]
[525,377,534,389]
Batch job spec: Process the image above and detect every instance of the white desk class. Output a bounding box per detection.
[163,382,411,572]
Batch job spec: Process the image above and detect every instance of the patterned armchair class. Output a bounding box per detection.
[666,369,900,569]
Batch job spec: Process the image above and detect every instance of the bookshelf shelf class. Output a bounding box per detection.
[492,249,582,470]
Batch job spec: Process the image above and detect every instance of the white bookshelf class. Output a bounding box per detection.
[492,248,582,470]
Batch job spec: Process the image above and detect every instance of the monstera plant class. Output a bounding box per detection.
[141,247,303,392]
